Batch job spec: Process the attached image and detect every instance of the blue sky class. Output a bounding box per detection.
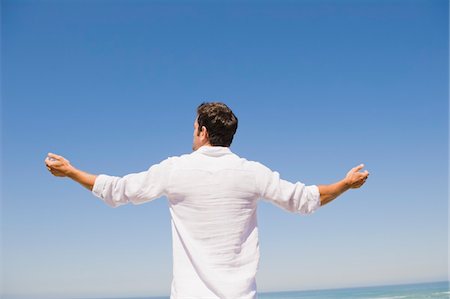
[1,0,448,298]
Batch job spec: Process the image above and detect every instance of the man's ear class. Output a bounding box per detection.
[201,126,209,139]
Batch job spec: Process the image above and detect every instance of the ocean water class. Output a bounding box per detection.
[258,281,449,299]
[141,281,449,299]
[3,281,448,299]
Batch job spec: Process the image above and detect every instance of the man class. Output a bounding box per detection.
[45,102,369,299]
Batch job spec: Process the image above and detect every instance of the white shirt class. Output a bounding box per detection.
[92,146,321,299]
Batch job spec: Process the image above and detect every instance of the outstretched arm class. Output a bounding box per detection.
[318,164,369,206]
[45,152,173,208]
[45,153,97,191]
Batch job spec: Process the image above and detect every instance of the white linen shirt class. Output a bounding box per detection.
[92,146,321,299]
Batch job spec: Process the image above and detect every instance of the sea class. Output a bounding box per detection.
[104,281,449,299]
[3,281,449,299]
[257,281,449,299]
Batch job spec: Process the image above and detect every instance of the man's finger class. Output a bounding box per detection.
[48,153,63,160]
[46,160,62,168]
[357,179,366,186]
[50,169,63,176]
[358,172,369,179]
[50,160,64,166]
[352,164,365,173]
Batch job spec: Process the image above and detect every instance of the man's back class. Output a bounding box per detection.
[168,146,261,298]
[92,145,320,298]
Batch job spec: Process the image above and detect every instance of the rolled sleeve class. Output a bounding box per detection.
[301,185,321,214]
[91,157,175,208]
[92,174,109,199]
[91,174,131,208]
[254,162,321,215]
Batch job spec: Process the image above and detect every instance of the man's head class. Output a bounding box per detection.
[192,102,238,151]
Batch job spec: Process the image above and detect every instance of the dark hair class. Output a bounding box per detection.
[196,102,238,147]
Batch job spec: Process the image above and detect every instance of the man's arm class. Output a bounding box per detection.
[45,153,97,191]
[318,164,369,206]
[45,152,173,208]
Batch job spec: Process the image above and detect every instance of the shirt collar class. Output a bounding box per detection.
[195,146,233,157]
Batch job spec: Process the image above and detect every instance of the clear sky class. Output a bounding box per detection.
[1,0,448,298]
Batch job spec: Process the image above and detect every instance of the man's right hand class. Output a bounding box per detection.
[345,164,370,189]
[45,152,97,190]
[45,153,75,177]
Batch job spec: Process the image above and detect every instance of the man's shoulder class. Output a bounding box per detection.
[228,152,272,172]
[164,150,271,172]
[243,159,271,171]
[161,151,197,165]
